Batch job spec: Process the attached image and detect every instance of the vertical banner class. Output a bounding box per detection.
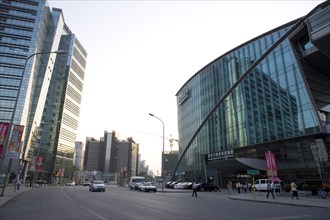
[0,122,10,157]
[36,156,43,171]
[6,125,24,159]
[265,151,278,177]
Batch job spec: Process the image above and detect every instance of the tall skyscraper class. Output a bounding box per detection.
[0,0,87,184]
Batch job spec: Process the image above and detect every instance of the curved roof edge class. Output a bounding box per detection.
[175,0,328,96]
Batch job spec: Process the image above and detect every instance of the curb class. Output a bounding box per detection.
[228,196,330,209]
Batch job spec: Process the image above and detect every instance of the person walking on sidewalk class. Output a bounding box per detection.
[16,179,22,190]
[266,182,275,199]
[291,181,299,199]
[236,182,241,193]
[227,181,232,194]
[192,182,198,197]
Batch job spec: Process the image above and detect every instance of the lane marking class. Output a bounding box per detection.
[60,188,107,220]
[79,205,108,220]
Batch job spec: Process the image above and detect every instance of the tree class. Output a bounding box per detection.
[138,171,153,182]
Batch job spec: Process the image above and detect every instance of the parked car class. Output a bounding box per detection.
[165,181,174,188]
[196,183,220,191]
[183,182,193,189]
[252,179,281,191]
[83,181,91,186]
[67,181,75,186]
[89,180,105,192]
[174,182,185,189]
[169,181,183,188]
[139,182,157,192]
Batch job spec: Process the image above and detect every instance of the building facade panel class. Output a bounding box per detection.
[0,1,87,185]
[174,2,329,188]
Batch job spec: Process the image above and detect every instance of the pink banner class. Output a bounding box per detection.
[6,124,24,159]
[36,156,43,171]
[265,151,278,177]
[0,122,10,157]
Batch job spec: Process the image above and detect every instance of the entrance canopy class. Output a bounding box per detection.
[207,157,267,173]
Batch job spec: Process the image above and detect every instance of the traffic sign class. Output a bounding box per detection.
[247,169,260,175]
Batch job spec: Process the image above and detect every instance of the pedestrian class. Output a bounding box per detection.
[192,182,198,197]
[266,182,275,199]
[248,182,252,192]
[227,181,232,194]
[236,182,241,193]
[291,181,299,199]
[16,178,22,190]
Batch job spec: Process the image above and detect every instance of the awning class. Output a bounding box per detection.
[269,176,282,182]
[207,157,267,172]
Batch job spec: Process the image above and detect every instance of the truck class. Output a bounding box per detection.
[129,176,146,190]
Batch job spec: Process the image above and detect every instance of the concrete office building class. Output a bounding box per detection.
[84,137,101,171]
[83,131,139,183]
[116,138,139,180]
[174,1,329,188]
[164,151,178,177]
[0,0,87,184]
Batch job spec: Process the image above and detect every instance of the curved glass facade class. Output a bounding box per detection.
[174,2,329,188]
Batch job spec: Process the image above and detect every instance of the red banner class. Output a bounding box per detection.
[0,122,10,157]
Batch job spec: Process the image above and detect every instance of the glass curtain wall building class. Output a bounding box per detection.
[0,0,87,184]
[174,1,329,188]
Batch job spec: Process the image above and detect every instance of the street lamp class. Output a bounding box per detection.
[149,113,165,192]
[0,50,66,196]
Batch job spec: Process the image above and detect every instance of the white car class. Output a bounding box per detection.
[67,181,75,186]
[89,180,105,192]
[253,179,281,191]
[139,182,157,192]
[174,182,185,189]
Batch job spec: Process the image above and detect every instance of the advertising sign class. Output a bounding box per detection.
[36,156,43,171]
[6,125,24,159]
[0,122,10,157]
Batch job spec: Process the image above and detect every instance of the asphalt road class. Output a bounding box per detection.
[1,185,329,220]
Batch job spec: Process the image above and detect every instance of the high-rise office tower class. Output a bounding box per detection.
[0,0,87,184]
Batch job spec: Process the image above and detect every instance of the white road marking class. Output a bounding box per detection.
[61,188,107,220]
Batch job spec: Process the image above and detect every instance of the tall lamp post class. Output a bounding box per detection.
[0,50,66,196]
[149,113,165,192]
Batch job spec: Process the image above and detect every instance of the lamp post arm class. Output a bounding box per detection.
[149,113,165,192]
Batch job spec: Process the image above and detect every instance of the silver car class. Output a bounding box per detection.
[139,182,157,192]
[89,180,105,192]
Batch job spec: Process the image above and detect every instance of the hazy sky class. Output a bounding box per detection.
[48,0,323,174]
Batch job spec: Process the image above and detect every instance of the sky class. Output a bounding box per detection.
[48,0,324,175]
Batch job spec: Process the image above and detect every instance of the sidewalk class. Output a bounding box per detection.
[227,191,330,209]
[0,184,32,207]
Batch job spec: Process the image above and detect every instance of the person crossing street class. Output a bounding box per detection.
[192,182,198,197]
